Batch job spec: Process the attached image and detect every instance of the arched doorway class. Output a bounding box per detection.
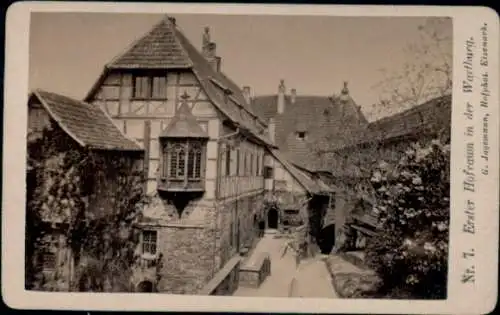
[267,208,278,229]
[136,280,154,292]
[317,224,336,254]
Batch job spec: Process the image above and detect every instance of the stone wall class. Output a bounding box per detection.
[214,192,264,270]
[156,225,216,294]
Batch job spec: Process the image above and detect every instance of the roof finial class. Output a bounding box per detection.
[181,91,191,101]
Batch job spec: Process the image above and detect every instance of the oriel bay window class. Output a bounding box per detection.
[157,93,209,192]
[159,139,207,191]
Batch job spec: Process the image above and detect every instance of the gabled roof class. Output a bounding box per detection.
[31,89,142,151]
[269,149,333,196]
[160,96,208,138]
[252,91,368,172]
[85,16,271,147]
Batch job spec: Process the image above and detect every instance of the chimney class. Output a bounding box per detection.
[268,118,276,143]
[340,81,349,102]
[277,79,286,114]
[202,27,221,72]
[290,88,297,104]
[202,27,211,56]
[242,86,252,104]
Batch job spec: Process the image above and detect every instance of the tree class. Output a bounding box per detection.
[365,139,450,299]
[370,17,452,119]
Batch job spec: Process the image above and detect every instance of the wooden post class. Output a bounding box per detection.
[143,120,151,193]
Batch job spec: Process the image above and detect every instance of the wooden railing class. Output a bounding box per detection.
[198,256,241,295]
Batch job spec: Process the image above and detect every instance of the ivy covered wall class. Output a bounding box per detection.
[26,120,146,291]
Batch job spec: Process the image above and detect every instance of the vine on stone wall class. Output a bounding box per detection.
[26,123,148,292]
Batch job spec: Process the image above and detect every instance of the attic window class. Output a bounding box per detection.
[133,74,167,99]
[297,131,307,140]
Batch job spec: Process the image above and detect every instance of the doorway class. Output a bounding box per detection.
[267,208,278,229]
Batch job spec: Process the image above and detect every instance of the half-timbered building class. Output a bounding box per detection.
[83,16,328,294]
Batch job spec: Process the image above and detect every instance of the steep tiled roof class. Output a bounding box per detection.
[107,18,192,69]
[252,92,368,172]
[32,89,142,151]
[85,16,270,147]
[361,94,452,144]
[160,97,208,138]
[327,95,452,179]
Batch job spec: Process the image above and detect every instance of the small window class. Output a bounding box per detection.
[249,153,253,176]
[264,166,273,179]
[133,74,168,99]
[42,252,56,270]
[225,148,231,176]
[235,149,240,176]
[142,230,158,256]
[152,76,167,99]
[297,131,306,140]
[133,76,151,99]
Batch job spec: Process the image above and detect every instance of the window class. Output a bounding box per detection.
[297,131,306,140]
[264,166,273,179]
[225,148,231,176]
[248,153,253,176]
[142,230,158,256]
[152,76,167,98]
[236,149,240,176]
[42,252,56,270]
[256,153,260,176]
[133,76,151,99]
[160,139,205,185]
[133,74,167,99]
[243,153,248,176]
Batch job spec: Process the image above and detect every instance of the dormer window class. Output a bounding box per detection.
[157,92,208,192]
[297,131,307,140]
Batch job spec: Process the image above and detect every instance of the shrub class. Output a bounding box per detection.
[365,139,450,299]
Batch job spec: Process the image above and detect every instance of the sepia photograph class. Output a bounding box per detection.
[3,2,499,314]
[26,11,452,298]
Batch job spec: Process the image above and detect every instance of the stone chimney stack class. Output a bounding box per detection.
[242,86,252,104]
[202,27,221,72]
[340,81,349,102]
[290,88,297,104]
[277,79,286,114]
[268,117,276,143]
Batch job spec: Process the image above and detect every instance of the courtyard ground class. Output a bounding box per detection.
[233,231,338,298]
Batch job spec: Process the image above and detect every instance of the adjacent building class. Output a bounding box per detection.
[26,89,144,291]
[252,80,368,253]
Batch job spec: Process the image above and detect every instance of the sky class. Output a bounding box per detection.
[29,13,452,121]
